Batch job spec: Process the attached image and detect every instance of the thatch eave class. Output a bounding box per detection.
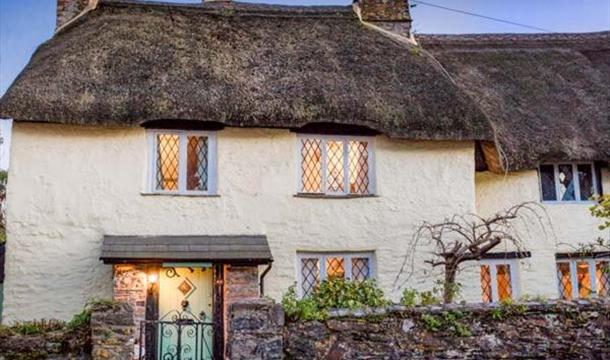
[419,31,610,172]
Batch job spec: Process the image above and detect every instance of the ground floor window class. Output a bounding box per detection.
[480,259,520,303]
[297,252,375,297]
[556,257,610,300]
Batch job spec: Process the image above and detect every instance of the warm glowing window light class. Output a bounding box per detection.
[557,258,609,300]
[150,130,216,194]
[480,260,518,303]
[299,136,373,195]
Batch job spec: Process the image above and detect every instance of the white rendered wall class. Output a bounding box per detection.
[474,169,610,300]
[3,123,475,322]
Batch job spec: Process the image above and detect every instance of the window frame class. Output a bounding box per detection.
[147,129,217,196]
[295,134,376,197]
[296,251,376,298]
[538,162,599,203]
[479,258,520,303]
[556,257,610,300]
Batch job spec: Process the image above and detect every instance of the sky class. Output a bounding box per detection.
[0,0,609,169]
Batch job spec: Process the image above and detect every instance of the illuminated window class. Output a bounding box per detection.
[297,252,375,297]
[556,257,610,300]
[298,135,374,196]
[149,130,216,194]
[539,163,599,202]
[480,259,519,303]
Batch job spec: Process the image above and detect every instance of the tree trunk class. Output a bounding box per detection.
[443,262,458,304]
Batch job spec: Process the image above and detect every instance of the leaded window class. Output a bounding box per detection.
[297,252,375,297]
[149,130,217,194]
[479,259,519,303]
[556,257,610,300]
[298,135,374,196]
[539,163,600,202]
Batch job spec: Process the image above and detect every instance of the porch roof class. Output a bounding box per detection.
[100,235,273,265]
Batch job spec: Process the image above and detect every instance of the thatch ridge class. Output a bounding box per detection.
[94,0,356,19]
[0,0,491,142]
[419,32,610,170]
[418,31,610,51]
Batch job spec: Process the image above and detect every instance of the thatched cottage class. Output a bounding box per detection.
[0,0,609,358]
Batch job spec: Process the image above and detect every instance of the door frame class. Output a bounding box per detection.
[145,263,225,359]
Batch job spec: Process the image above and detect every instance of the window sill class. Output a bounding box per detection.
[141,192,220,198]
[541,200,596,205]
[294,193,378,199]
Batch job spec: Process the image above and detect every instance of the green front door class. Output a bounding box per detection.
[158,266,214,360]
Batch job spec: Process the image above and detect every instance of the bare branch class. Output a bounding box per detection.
[394,202,550,303]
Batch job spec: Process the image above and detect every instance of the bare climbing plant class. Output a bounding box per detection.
[395,202,550,303]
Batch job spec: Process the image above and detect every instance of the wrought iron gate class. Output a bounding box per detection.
[138,310,214,360]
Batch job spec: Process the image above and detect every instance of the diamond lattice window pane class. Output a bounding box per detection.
[496,264,513,301]
[186,136,209,191]
[326,257,345,280]
[576,261,591,298]
[480,265,492,303]
[348,141,370,194]
[300,139,322,193]
[596,261,610,297]
[301,258,320,297]
[351,258,370,281]
[156,134,180,191]
[326,140,345,193]
[556,262,573,300]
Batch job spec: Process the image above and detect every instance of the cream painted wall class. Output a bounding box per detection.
[3,123,476,322]
[474,170,610,300]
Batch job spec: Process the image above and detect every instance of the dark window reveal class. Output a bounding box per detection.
[577,164,594,201]
[539,163,599,202]
[540,165,556,201]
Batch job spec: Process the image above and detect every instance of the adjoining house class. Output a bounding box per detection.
[0,0,608,358]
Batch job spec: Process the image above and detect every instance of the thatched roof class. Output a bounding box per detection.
[0,0,490,142]
[419,32,610,171]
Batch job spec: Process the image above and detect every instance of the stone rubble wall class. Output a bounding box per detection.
[284,299,610,359]
[228,298,284,360]
[0,327,89,360]
[90,302,135,360]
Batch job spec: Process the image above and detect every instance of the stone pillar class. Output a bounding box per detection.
[228,299,284,360]
[225,265,260,304]
[112,265,148,358]
[91,302,135,360]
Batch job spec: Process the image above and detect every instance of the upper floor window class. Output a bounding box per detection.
[297,251,375,297]
[148,130,217,195]
[480,258,520,303]
[556,256,609,300]
[539,162,600,202]
[298,135,375,196]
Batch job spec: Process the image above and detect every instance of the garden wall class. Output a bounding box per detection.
[0,302,133,360]
[283,299,610,359]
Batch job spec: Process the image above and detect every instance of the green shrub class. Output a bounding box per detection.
[400,288,418,307]
[67,298,121,331]
[282,285,326,321]
[282,278,387,321]
[421,314,442,331]
[67,309,91,331]
[4,319,65,336]
[315,278,387,310]
[419,291,441,306]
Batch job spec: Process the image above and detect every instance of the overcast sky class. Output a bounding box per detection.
[0,0,609,169]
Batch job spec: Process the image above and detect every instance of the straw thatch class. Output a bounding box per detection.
[0,0,490,142]
[419,32,610,171]
[1,0,607,171]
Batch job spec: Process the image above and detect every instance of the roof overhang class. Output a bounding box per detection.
[100,235,273,265]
